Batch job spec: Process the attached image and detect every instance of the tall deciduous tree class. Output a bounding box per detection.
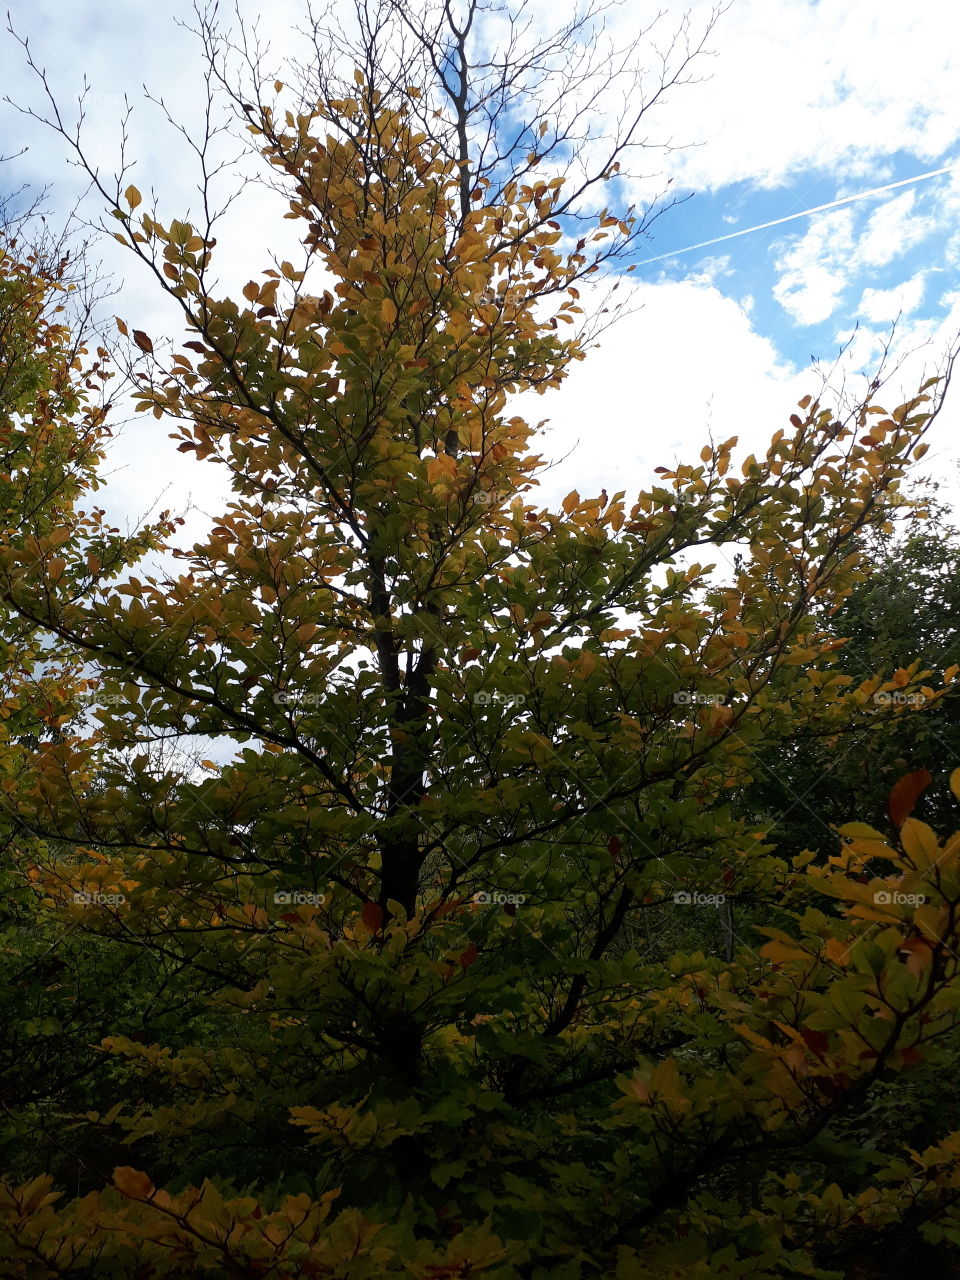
[2,4,960,1276]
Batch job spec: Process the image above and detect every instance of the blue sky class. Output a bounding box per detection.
[642,157,958,369]
[2,0,959,539]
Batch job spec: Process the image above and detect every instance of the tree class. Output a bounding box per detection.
[739,476,960,862]
[0,207,206,1198]
[3,3,960,1275]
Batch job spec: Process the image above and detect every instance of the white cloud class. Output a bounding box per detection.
[682,254,733,286]
[857,271,927,324]
[513,278,799,517]
[771,208,856,325]
[774,263,850,327]
[770,184,947,327]
[653,0,960,194]
[856,191,934,266]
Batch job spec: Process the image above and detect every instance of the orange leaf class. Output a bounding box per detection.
[459,942,479,967]
[132,330,154,355]
[113,1167,154,1199]
[888,768,932,828]
[823,937,850,966]
[361,901,383,933]
[899,937,933,977]
[800,1028,830,1059]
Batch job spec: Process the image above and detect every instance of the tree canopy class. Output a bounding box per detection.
[2,3,960,1276]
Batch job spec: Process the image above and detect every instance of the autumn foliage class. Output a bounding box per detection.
[2,50,960,1280]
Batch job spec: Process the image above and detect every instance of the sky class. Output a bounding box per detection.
[2,0,959,561]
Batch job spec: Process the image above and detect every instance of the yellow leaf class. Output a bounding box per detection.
[649,1058,691,1112]
[381,297,397,325]
[19,1177,59,1215]
[837,821,887,841]
[900,818,940,868]
[574,650,596,679]
[562,489,580,514]
[115,317,129,337]
[48,559,66,581]
[297,623,318,644]
[950,768,960,803]
[124,185,142,210]
[761,939,812,964]
[243,281,260,303]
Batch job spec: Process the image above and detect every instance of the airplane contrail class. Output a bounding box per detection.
[636,162,957,266]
